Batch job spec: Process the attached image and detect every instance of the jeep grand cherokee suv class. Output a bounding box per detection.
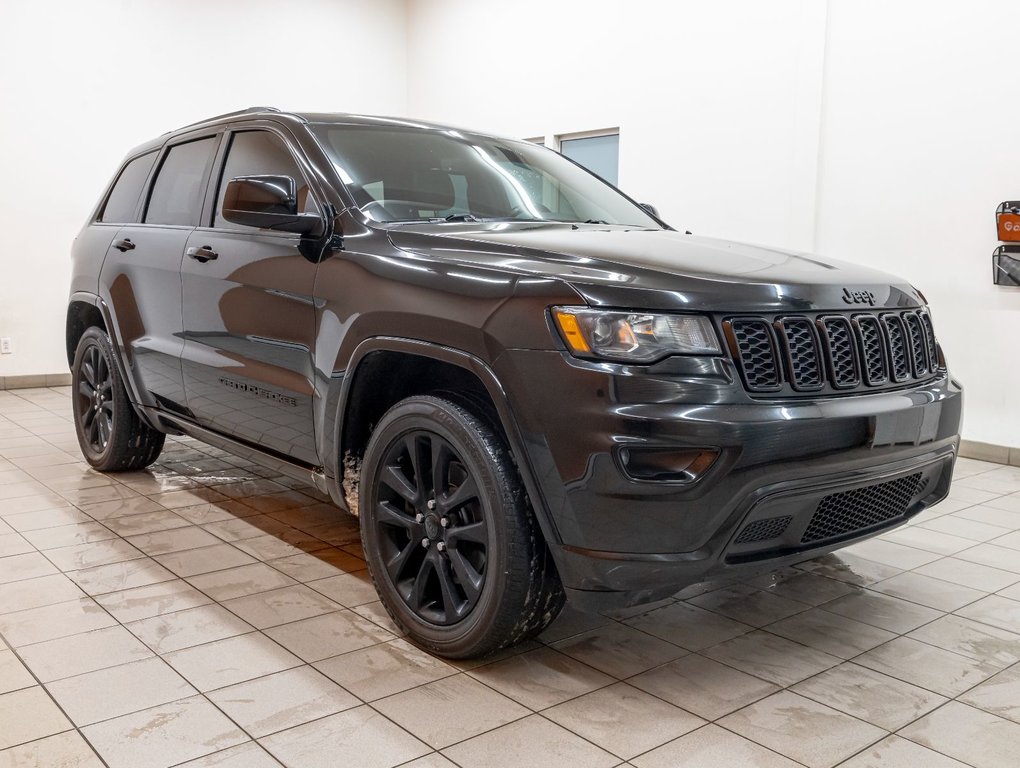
[67,107,963,657]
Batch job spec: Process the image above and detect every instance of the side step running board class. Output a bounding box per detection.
[155,412,331,497]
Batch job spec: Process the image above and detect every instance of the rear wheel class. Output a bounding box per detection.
[71,327,165,471]
[360,395,563,658]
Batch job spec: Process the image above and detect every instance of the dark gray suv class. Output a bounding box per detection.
[66,107,963,657]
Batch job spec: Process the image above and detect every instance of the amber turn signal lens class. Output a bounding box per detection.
[553,309,591,354]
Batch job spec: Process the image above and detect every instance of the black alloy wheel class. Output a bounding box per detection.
[76,340,115,454]
[70,327,165,472]
[375,430,488,625]
[360,395,564,658]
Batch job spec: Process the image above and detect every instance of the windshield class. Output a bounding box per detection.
[310,123,661,228]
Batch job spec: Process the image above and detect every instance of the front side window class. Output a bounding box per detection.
[145,137,217,226]
[100,151,158,223]
[311,124,658,228]
[214,130,318,229]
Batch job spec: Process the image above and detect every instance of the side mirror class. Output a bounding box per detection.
[640,203,661,218]
[222,175,322,235]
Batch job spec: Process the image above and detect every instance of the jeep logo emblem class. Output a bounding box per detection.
[841,287,876,306]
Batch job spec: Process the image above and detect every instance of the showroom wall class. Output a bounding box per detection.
[407,0,1020,448]
[1,0,1017,447]
[0,0,407,379]
[814,0,1020,448]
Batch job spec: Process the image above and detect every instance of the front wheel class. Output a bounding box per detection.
[360,395,563,658]
[71,327,165,472]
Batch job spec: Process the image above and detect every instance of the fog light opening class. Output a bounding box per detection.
[618,447,719,483]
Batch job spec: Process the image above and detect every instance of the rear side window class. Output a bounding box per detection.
[214,130,318,228]
[100,151,157,223]
[145,137,217,226]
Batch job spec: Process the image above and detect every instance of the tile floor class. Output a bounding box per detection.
[0,386,1019,767]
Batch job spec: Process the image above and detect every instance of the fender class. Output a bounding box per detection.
[323,336,563,546]
[68,291,162,432]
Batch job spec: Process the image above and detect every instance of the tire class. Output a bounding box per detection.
[360,395,564,658]
[71,327,165,472]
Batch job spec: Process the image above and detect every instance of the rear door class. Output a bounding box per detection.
[180,126,322,464]
[101,134,220,413]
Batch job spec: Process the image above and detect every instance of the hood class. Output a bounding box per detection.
[387,222,923,312]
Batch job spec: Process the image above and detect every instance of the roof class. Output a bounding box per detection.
[121,107,516,163]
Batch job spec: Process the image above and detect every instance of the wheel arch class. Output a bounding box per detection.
[66,294,107,369]
[66,292,158,430]
[327,337,561,546]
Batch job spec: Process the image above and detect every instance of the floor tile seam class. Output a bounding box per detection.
[463,644,624,712]
[866,569,1020,611]
[828,626,1007,699]
[192,671,367,748]
[885,697,987,766]
[718,689,893,766]
[614,657,780,723]
[0,624,115,766]
[945,656,1020,707]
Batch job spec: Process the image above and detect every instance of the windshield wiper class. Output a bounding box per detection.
[443,213,481,222]
[583,219,610,225]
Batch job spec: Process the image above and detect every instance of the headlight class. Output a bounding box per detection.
[552,307,721,362]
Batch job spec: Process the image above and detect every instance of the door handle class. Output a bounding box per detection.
[186,246,219,263]
[113,239,135,252]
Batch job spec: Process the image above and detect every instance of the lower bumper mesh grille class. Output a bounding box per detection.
[734,515,793,544]
[801,473,922,544]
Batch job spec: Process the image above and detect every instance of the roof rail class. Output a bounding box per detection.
[170,106,289,133]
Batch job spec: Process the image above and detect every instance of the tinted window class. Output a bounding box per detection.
[145,137,217,226]
[215,131,317,228]
[100,151,157,223]
[311,125,657,228]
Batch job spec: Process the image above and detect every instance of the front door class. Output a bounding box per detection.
[180,128,321,464]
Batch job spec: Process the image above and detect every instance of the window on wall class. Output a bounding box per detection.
[559,132,620,186]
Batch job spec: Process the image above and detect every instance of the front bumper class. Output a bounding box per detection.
[496,349,963,611]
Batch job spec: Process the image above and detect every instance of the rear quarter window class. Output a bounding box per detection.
[99,151,158,223]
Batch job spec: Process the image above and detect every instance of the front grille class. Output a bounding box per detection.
[734,515,793,544]
[725,309,940,396]
[801,473,922,543]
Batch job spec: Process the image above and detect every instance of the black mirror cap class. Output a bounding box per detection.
[222,175,323,235]
[640,203,660,218]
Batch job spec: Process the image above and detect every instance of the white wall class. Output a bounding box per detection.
[407,0,1020,447]
[406,0,827,251]
[815,0,1020,447]
[3,0,1017,446]
[0,0,407,378]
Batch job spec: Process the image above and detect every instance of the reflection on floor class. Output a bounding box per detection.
[1,386,1019,767]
